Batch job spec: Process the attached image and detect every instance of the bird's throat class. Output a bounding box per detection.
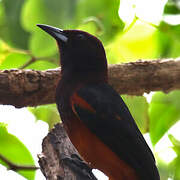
[61,68,108,85]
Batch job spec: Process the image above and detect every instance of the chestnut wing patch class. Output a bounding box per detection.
[70,83,159,180]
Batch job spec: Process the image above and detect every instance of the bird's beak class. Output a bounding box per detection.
[37,24,68,43]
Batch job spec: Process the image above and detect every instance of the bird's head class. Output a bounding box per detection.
[37,24,107,80]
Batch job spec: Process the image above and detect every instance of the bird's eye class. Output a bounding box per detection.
[77,34,85,40]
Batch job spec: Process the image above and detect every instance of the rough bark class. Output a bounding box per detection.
[38,123,97,180]
[0,59,180,107]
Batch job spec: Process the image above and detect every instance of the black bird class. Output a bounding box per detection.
[37,24,160,180]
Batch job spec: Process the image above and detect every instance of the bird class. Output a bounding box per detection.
[37,24,160,180]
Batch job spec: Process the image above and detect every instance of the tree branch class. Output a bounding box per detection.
[38,123,97,180]
[0,154,39,171]
[0,59,180,108]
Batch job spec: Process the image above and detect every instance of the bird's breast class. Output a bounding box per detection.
[63,116,139,180]
[56,81,139,179]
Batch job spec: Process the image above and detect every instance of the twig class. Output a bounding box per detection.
[122,15,138,34]
[6,47,57,69]
[19,56,58,69]
[20,57,36,69]
[0,154,39,171]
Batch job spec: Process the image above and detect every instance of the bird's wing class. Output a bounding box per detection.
[70,83,159,180]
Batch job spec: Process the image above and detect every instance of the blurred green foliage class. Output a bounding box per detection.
[168,134,180,180]
[164,0,180,15]
[122,95,149,134]
[1,0,180,179]
[29,104,60,129]
[149,91,180,146]
[0,123,35,180]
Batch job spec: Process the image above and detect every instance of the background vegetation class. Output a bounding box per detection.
[0,0,180,179]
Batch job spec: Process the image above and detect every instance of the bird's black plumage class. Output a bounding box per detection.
[73,83,160,180]
[37,24,160,180]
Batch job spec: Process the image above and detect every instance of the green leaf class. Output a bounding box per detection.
[0,40,12,63]
[21,0,76,56]
[26,60,58,70]
[168,135,180,179]
[164,0,180,15]
[75,0,124,42]
[20,0,124,56]
[0,2,5,29]
[157,158,172,180]
[105,20,158,64]
[29,104,60,129]
[154,29,171,58]
[169,134,180,156]
[1,0,30,49]
[171,157,180,180]
[157,22,180,58]
[149,91,180,145]
[29,29,57,57]
[77,17,104,36]
[164,4,180,14]
[21,0,76,31]
[0,123,35,180]
[0,52,30,69]
[122,95,149,133]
